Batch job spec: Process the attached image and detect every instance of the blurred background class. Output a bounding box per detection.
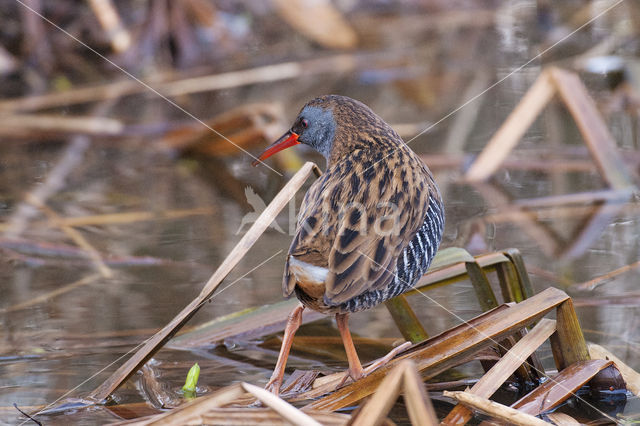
[1,0,639,424]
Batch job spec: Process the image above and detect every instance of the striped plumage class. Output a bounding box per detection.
[254,95,444,394]
[283,96,444,313]
[330,195,444,313]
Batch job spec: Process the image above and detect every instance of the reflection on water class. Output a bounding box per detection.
[1,1,639,424]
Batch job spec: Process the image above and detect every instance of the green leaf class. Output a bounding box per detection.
[182,363,200,394]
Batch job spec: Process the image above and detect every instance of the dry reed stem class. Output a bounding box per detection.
[511,360,612,416]
[241,383,322,426]
[443,391,550,426]
[464,70,556,181]
[511,188,634,208]
[442,318,556,424]
[0,113,124,136]
[402,362,439,425]
[421,153,599,173]
[349,360,405,426]
[482,201,639,224]
[464,67,637,191]
[548,67,635,190]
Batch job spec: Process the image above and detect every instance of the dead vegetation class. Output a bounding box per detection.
[2,1,640,425]
[30,155,640,424]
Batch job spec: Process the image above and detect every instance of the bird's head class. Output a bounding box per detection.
[253,98,337,166]
[253,95,394,167]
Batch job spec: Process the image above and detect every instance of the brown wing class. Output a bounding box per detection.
[284,148,435,306]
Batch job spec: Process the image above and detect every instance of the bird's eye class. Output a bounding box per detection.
[301,118,309,128]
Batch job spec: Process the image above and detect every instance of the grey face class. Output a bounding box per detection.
[295,105,336,161]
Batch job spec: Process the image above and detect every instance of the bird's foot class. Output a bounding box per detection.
[336,341,411,388]
[337,367,363,388]
[264,377,282,397]
[363,341,412,376]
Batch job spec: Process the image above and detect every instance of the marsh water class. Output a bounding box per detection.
[1,1,640,424]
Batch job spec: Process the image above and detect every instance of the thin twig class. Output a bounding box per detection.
[13,404,42,426]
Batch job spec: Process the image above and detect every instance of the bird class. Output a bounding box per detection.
[253,95,444,395]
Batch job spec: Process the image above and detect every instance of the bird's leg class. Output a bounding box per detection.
[335,312,365,382]
[336,314,412,387]
[265,303,305,396]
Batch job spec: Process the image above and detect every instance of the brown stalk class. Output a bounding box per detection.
[550,299,589,370]
[402,362,439,425]
[349,360,405,426]
[464,67,636,192]
[161,103,285,155]
[73,207,215,227]
[442,318,557,424]
[109,407,351,426]
[0,207,215,231]
[421,153,598,173]
[482,201,639,225]
[511,359,613,416]
[547,67,635,190]
[464,70,556,181]
[511,188,633,208]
